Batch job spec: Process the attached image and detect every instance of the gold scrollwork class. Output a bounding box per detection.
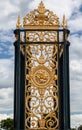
[23,1,60,27]
[25,43,58,129]
[26,65,56,90]
[25,31,57,42]
[25,2,59,130]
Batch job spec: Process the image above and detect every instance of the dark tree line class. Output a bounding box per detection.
[0,118,82,130]
[0,118,14,130]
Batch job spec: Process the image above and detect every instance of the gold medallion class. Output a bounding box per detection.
[27,65,54,89]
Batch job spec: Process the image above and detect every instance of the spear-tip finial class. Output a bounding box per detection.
[16,15,22,29]
[62,14,67,29]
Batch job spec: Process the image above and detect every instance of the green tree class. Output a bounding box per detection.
[0,118,14,130]
[78,125,82,130]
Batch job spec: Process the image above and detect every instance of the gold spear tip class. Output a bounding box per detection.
[62,14,67,29]
[16,15,22,29]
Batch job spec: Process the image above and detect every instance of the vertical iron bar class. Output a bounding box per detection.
[17,29,21,130]
[14,30,20,130]
[63,29,68,130]
[24,30,26,130]
[57,30,60,130]
[63,29,66,130]
[20,29,26,130]
[66,41,70,129]
[14,29,20,130]
[14,29,21,130]
[14,41,17,130]
[58,30,64,130]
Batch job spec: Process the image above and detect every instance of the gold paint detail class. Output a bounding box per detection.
[16,15,22,29]
[24,2,60,129]
[23,1,60,28]
[25,31,57,42]
[25,44,58,129]
[62,14,67,29]
[26,65,55,90]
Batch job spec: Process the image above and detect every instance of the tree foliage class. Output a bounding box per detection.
[0,118,14,130]
[78,125,82,130]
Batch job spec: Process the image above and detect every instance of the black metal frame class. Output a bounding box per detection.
[13,29,70,130]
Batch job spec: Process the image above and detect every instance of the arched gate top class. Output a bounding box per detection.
[23,1,60,28]
[16,1,67,30]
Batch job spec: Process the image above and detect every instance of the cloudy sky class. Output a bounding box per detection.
[0,0,82,128]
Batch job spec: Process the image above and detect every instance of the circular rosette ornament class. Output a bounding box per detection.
[26,65,57,90]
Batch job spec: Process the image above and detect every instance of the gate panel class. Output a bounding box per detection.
[25,44,58,129]
[14,1,70,130]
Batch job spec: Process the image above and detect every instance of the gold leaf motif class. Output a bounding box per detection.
[23,1,60,28]
[25,44,58,129]
[24,2,59,129]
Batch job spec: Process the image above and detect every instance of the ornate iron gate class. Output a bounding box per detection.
[25,43,58,129]
[14,1,70,130]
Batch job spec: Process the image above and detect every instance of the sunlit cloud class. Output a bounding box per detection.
[0,113,13,121]
[0,59,14,88]
[71,114,82,128]
[0,87,13,114]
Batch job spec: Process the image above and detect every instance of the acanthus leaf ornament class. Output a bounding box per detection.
[23,1,60,28]
[25,43,58,129]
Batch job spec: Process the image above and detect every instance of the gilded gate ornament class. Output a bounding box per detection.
[24,1,60,130]
[25,43,58,129]
[23,1,60,27]
[26,65,55,89]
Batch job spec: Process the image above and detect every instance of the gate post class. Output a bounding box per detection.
[14,29,25,130]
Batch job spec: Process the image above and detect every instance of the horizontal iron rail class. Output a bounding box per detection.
[20,41,65,45]
[14,28,70,32]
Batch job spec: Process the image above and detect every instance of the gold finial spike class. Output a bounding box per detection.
[62,15,67,29]
[38,1,45,13]
[16,15,22,29]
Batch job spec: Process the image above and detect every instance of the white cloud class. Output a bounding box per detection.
[0,59,14,88]
[69,33,82,114]
[0,113,13,121]
[0,0,19,16]
[0,30,14,43]
[0,1,20,29]
[0,0,82,30]
[70,34,82,57]
[71,114,82,128]
[69,13,82,32]
[29,0,81,16]
[0,87,13,112]
[70,80,82,113]
[0,30,14,57]
[70,60,82,81]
